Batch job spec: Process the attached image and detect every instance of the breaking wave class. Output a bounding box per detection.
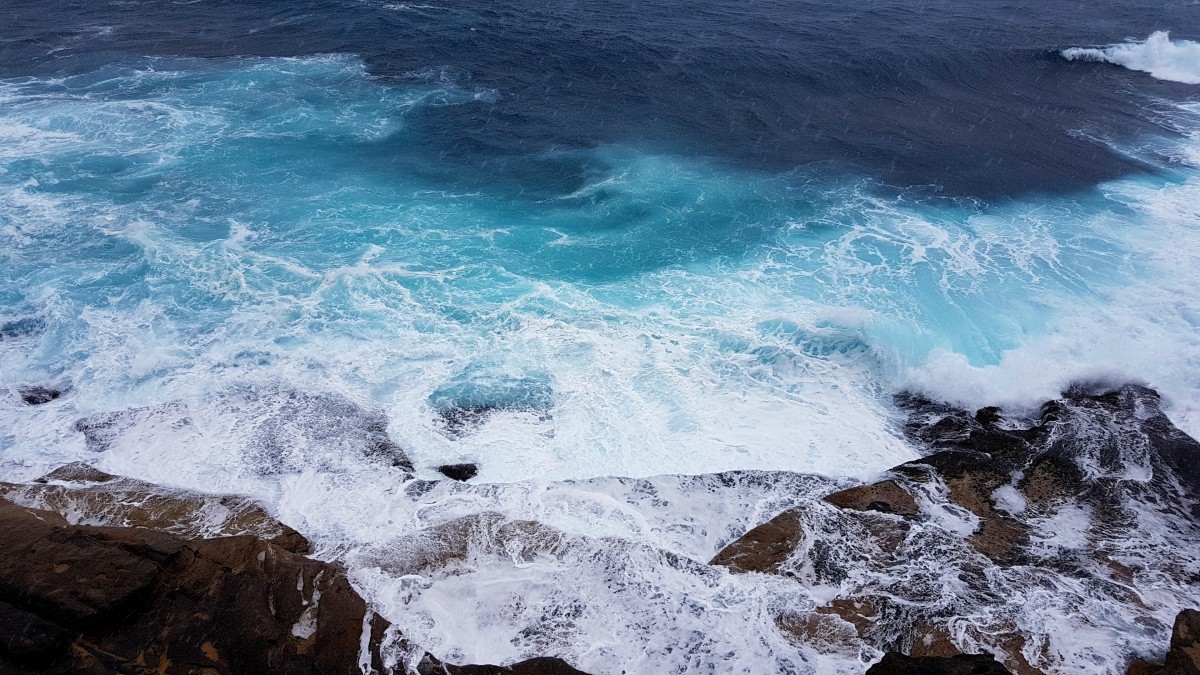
[1063,31,1200,84]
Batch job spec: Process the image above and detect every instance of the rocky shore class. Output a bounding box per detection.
[1,383,1198,673]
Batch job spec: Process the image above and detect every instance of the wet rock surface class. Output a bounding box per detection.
[17,386,60,406]
[823,480,919,516]
[438,463,479,482]
[1130,609,1200,675]
[709,507,805,574]
[0,468,600,675]
[416,654,590,675]
[71,387,415,473]
[0,496,391,674]
[1,383,1195,674]
[437,404,504,438]
[708,384,1200,674]
[0,463,309,549]
[866,652,1015,674]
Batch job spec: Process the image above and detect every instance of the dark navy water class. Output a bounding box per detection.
[4,0,1198,197]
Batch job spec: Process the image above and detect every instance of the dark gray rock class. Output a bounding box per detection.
[16,387,60,406]
[438,463,479,481]
[417,654,592,675]
[866,652,1014,674]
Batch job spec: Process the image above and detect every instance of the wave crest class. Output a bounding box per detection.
[1063,31,1200,84]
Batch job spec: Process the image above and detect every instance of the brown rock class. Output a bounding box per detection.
[1129,661,1163,675]
[0,599,72,669]
[0,498,169,626]
[774,610,859,655]
[910,623,960,659]
[0,496,392,674]
[0,463,309,553]
[909,621,1042,675]
[823,480,919,516]
[366,513,569,576]
[899,453,1029,563]
[1165,609,1200,674]
[709,508,805,574]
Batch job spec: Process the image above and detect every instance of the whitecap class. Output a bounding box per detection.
[1063,31,1200,84]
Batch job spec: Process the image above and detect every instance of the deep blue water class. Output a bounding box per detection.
[4,0,1198,197]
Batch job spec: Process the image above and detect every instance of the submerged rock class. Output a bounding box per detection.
[73,401,194,453]
[219,386,415,473]
[0,317,44,341]
[438,463,479,481]
[438,404,504,438]
[17,386,61,405]
[866,652,1014,674]
[73,387,415,473]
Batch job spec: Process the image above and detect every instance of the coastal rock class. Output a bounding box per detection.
[1130,609,1200,675]
[17,386,61,405]
[706,384,1200,674]
[0,463,309,551]
[823,480,919,516]
[0,317,44,341]
[438,463,479,481]
[1166,610,1200,674]
[217,386,414,473]
[866,652,1014,674]
[709,507,805,574]
[416,654,591,674]
[74,401,193,453]
[438,404,503,438]
[361,513,574,577]
[0,496,392,674]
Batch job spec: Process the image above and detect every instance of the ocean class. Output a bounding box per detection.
[1,0,1199,672]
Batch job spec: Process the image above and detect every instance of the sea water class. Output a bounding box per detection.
[2,2,1200,672]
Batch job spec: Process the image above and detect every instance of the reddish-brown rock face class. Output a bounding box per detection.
[0,496,393,674]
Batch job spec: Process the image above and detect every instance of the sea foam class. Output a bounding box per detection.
[1063,31,1200,84]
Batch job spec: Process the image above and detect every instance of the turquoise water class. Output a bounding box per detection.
[3,55,1199,480]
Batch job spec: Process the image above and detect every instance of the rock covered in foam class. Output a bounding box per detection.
[0,467,602,675]
[706,383,1200,674]
[71,386,415,473]
[0,462,310,550]
[74,401,194,453]
[217,385,414,473]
